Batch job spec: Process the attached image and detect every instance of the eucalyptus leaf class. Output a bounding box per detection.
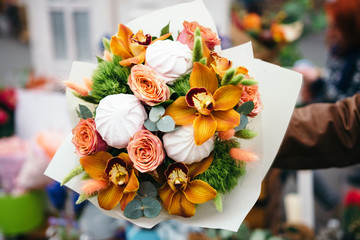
[149,106,165,122]
[236,101,254,115]
[124,199,143,219]
[144,119,159,132]
[142,197,162,218]
[235,114,248,131]
[157,115,175,132]
[78,104,93,119]
[138,181,158,197]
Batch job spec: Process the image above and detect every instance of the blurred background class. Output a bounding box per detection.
[1,0,359,239]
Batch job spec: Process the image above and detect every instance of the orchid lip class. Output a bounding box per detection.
[165,162,189,191]
[185,87,215,115]
[105,157,129,186]
[131,34,152,45]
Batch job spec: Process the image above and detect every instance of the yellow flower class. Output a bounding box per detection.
[165,62,242,145]
[110,24,171,67]
[79,151,139,211]
[158,155,217,218]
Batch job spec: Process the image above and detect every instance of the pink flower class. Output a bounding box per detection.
[127,130,165,173]
[0,88,17,110]
[177,21,221,50]
[128,65,170,106]
[72,118,107,157]
[239,84,262,117]
[0,108,9,125]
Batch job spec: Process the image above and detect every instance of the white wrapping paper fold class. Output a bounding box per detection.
[45,0,302,232]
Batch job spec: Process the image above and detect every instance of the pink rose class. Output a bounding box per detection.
[72,118,107,157]
[177,21,221,50]
[127,130,165,173]
[128,65,170,106]
[0,108,9,125]
[239,84,262,117]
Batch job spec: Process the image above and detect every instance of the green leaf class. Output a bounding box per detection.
[157,115,175,132]
[149,105,165,122]
[78,104,93,119]
[124,199,144,219]
[96,56,104,63]
[142,197,162,218]
[236,101,254,115]
[235,115,248,131]
[144,119,159,132]
[235,129,258,139]
[160,22,173,40]
[221,68,236,85]
[102,37,111,52]
[154,100,174,108]
[138,181,158,197]
[240,79,258,86]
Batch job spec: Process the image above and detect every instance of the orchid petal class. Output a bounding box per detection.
[158,184,175,211]
[119,51,146,66]
[120,191,137,211]
[168,191,195,218]
[98,183,123,210]
[184,180,217,204]
[123,169,139,193]
[193,114,217,146]
[188,154,213,179]
[152,33,172,42]
[212,109,240,131]
[117,152,132,167]
[80,151,112,181]
[213,85,243,111]
[110,35,132,59]
[165,97,197,125]
[190,62,218,94]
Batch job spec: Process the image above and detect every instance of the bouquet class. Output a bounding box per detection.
[45,0,301,231]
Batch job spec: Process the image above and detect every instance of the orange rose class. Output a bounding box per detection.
[128,64,170,106]
[177,21,221,50]
[127,130,165,173]
[72,118,107,157]
[239,84,262,117]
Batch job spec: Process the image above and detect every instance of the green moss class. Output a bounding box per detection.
[197,138,247,194]
[90,55,131,103]
[168,73,190,97]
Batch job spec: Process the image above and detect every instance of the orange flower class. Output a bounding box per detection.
[243,13,262,31]
[165,62,242,146]
[158,155,217,218]
[110,24,171,67]
[79,151,139,211]
[210,52,232,77]
[270,23,286,43]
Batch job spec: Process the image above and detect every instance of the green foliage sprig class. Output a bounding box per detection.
[197,138,246,194]
[90,55,131,104]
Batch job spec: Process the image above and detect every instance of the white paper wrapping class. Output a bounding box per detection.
[45,0,302,232]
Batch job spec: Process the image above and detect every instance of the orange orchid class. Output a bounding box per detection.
[210,52,233,77]
[79,151,139,211]
[158,155,217,218]
[165,62,242,145]
[110,24,171,67]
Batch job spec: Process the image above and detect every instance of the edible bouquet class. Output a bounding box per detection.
[45,0,301,231]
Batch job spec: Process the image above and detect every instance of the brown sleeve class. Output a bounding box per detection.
[272,94,360,169]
